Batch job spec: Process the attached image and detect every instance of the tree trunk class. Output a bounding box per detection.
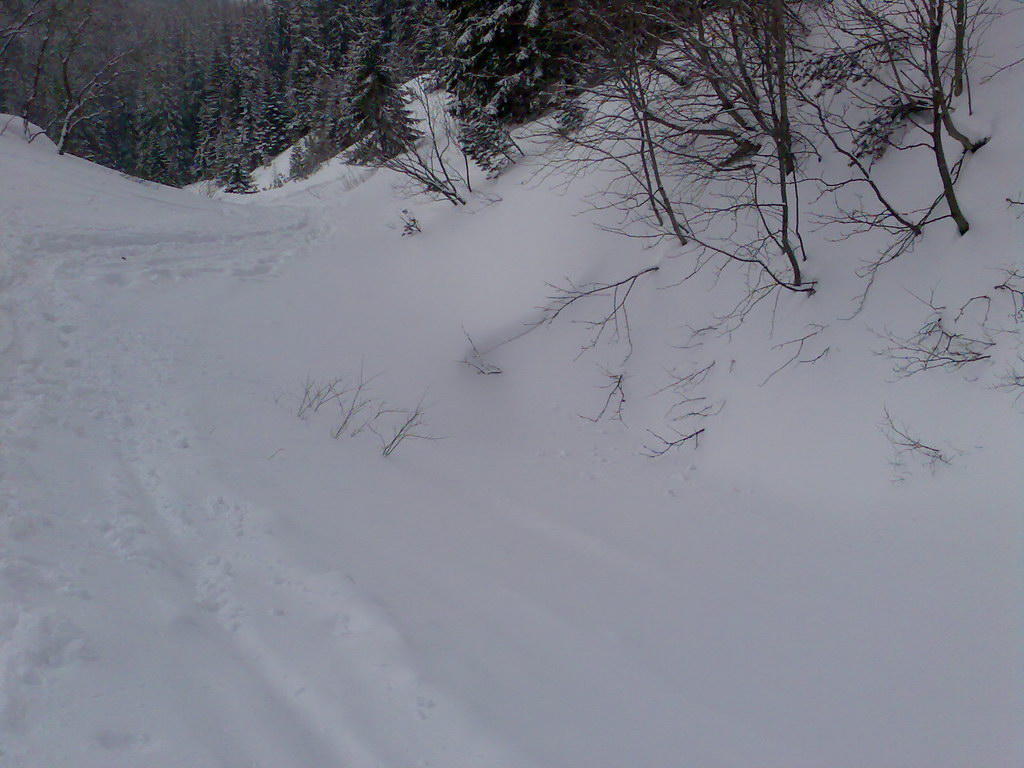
[770,0,802,284]
[927,0,970,234]
[952,0,967,97]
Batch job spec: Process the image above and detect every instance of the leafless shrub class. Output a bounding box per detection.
[881,406,959,477]
[368,395,440,457]
[541,1,815,293]
[809,0,998,239]
[399,209,421,236]
[987,268,1024,403]
[294,370,438,455]
[879,293,995,377]
[397,80,470,205]
[3,0,136,154]
[331,368,382,439]
[993,359,1024,404]
[296,368,384,439]
[296,375,349,420]
[349,80,469,206]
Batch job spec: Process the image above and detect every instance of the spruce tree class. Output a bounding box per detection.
[456,111,521,177]
[136,78,184,183]
[342,22,421,163]
[438,0,578,124]
[284,0,329,135]
[194,40,232,179]
[218,131,258,193]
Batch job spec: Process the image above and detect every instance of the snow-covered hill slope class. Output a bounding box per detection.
[1,19,1022,767]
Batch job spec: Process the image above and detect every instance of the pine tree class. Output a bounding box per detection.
[136,77,184,183]
[231,10,282,163]
[438,0,578,124]
[342,21,421,163]
[218,130,258,193]
[456,109,520,177]
[322,0,364,73]
[289,137,311,179]
[194,40,232,179]
[285,0,329,135]
[411,0,447,78]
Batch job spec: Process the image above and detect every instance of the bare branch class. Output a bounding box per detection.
[643,427,705,458]
[881,406,957,477]
[878,292,995,377]
[537,265,659,357]
[581,368,628,424]
[461,329,503,375]
[761,323,829,386]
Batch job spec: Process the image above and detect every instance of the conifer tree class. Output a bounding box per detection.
[217,130,258,193]
[136,76,186,183]
[323,0,364,73]
[194,40,232,178]
[410,0,447,77]
[456,110,521,177]
[438,0,578,124]
[284,0,328,135]
[340,15,466,206]
[342,20,421,163]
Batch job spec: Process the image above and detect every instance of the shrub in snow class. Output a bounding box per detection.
[400,209,421,236]
[295,371,438,456]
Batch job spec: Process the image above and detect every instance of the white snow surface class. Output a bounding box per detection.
[1,23,1022,768]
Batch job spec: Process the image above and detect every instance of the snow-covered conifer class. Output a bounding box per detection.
[438,0,578,124]
[342,20,421,163]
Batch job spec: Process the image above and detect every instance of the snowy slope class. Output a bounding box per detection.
[1,15,1022,768]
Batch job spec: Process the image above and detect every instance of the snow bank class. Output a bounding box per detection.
[0,114,56,152]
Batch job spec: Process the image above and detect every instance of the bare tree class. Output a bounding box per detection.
[0,0,45,61]
[812,0,996,237]
[52,29,131,154]
[388,80,469,205]
[2,0,135,154]
[545,0,815,292]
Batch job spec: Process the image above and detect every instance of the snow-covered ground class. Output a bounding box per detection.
[1,18,1022,766]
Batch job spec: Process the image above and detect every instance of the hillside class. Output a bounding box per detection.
[1,9,1022,767]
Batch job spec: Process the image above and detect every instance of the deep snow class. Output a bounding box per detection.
[1,15,1022,766]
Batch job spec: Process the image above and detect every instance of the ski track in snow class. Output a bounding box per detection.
[0,138,532,767]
